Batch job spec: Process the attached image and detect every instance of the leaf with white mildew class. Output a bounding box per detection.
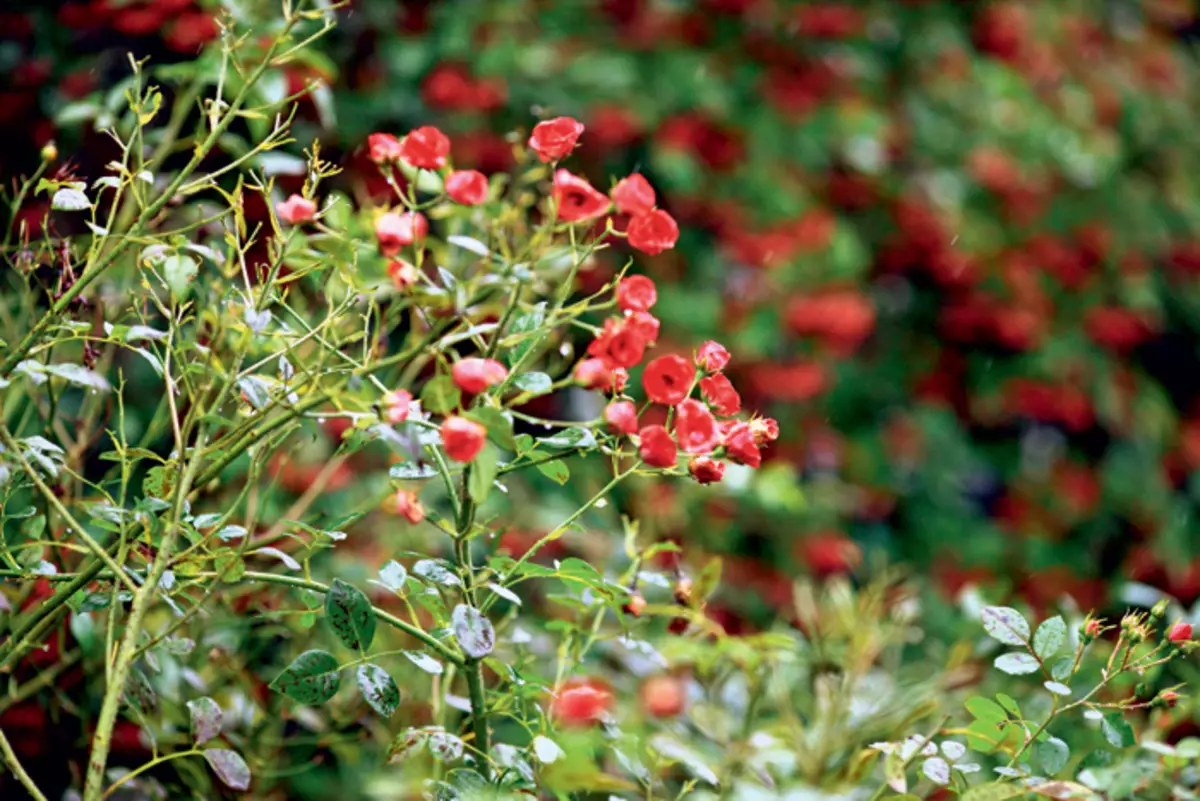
[52,187,91,211]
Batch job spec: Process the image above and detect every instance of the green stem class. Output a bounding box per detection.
[101,748,203,799]
[0,726,48,801]
[0,554,109,671]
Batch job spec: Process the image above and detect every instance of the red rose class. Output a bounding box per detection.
[638,424,678,467]
[643,354,693,405]
[368,132,403,163]
[723,422,761,467]
[400,126,451,170]
[276,194,315,225]
[688,457,726,484]
[749,416,780,445]
[441,416,486,462]
[674,399,719,454]
[627,209,679,255]
[640,675,686,718]
[587,318,650,369]
[376,211,428,256]
[605,401,638,434]
[551,679,612,726]
[552,169,611,222]
[696,341,730,372]
[612,173,656,216]
[394,490,425,525]
[452,357,508,394]
[575,357,613,389]
[529,116,585,162]
[616,274,657,313]
[627,310,661,344]
[445,170,489,205]
[383,389,413,424]
[388,259,418,290]
[699,373,741,416]
[1169,622,1193,643]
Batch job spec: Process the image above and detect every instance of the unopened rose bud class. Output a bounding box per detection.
[1151,599,1169,619]
[623,594,646,617]
[673,578,693,607]
[1168,621,1193,644]
[1158,690,1181,709]
[41,141,58,163]
[1082,617,1102,640]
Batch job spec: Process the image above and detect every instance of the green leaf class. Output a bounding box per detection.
[505,303,545,367]
[883,751,906,793]
[452,604,495,658]
[271,650,341,705]
[162,253,199,300]
[467,444,499,504]
[540,426,596,449]
[1050,656,1074,682]
[402,650,444,675]
[1034,736,1069,775]
[468,407,515,450]
[447,235,489,256]
[981,606,1030,646]
[994,652,1040,675]
[1033,616,1067,660]
[535,459,570,484]
[960,783,1026,801]
[420,375,461,415]
[41,363,111,392]
[325,580,376,651]
[513,372,552,395]
[1101,712,1136,749]
[203,749,251,791]
[356,664,401,717]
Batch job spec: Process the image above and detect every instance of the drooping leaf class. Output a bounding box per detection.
[203,748,251,791]
[356,664,401,717]
[452,604,495,659]
[270,650,341,705]
[325,579,376,651]
[187,697,222,745]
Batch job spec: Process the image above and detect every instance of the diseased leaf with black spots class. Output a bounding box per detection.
[356,664,401,717]
[270,650,341,705]
[203,748,251,791]
[325,579,376,651]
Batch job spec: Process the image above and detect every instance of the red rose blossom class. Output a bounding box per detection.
[1169,621,1193,643]
[400,125,451,170]
[551,679,612,726]
[605,400,639,434]
[529,116,585,162]
[689,456,726,484]
[700,373,741,415]
[639,424,678,467]
[445,170,489,205]
[376,211,428,256]
[723,422,761,467]
[575,357,613,390]
[452,357,508,394]
[616,274,658,313]
[368,133,403,163]
[674,399,720,454]
[388,259,418,290]
[441,416,486,462]
[553,169,611,222]
[612,173,656,216]
[643,354,694,405]
[277,194,315,225]
[587,317,650,369]
[627,209,679,255]
[696,341,730,372]
[627,310,661,344]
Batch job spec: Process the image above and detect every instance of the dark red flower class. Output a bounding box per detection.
[675,399,719,454]
[688,457,726,484]
[400,126,450,170]
[368,133,403,163]
[445,170,489,205]
[552,170,611,222]
[441,416,486,462]
[627,209,679,255]
[616,274,657,313]
[639,424,678,467]
[700,373,741,415]
[612,173,656,216]
[451,358,508,395]
[723,422,761,467]
[529,116,585,162]
[696,341,730,372]
[605,401,639,434]
[643,354,694,405]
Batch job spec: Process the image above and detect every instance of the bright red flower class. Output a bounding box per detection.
[394,489,425,525]
[616,274,657,313]
[400,126,450,170]
[277,194,315,225]
[749,416,780,445]
[699,373,741,415]
[639,424,678,467]
[785,290,876,352]
[612,173,656,216]
[388,259,418,290]
[723,422,761,467]
[368,132,403,163]
[689,456,726,484]
[643,354,694,406]
[529,116,585,162]
[376,211,428,256]
[627,209,679,255]
[452,357,508,394]
[552,679,612,726]
[575,357,613,390]
[441,416,487,462]
[587,317,650,369]
[552,169,611,222]
[605,400,638,435]
[1169,622,1193,643]
[675,399,719,454]
[696,341,730,372]
[627,310,661,344]
[640,675,686,718]
[383,389,413,424]
[445,170,489,205]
